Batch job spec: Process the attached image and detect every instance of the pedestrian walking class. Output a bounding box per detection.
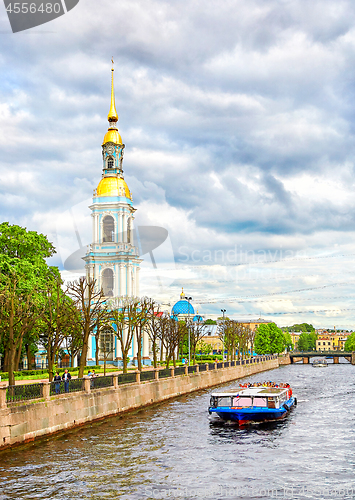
[54,372,61,394]
[62,369,71,393]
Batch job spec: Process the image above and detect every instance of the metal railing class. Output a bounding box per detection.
[6,383,42,403]
[2,356,278,407]
[140,370,155,382]
[174,366,186,376]
[158,368,171,378]
[50,378,85,395]
[91,375,114,389]
[117,372,136,384]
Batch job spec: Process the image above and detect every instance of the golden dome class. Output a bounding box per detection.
[102,129,122,146]
[96,176,131,198]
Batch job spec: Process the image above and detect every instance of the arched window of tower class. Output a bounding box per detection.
[107,157,114,169]
[100,327,115,361]
[103,215,114,242]
[102,268,114,297]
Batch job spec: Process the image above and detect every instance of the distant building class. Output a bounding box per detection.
[316,331,351,351]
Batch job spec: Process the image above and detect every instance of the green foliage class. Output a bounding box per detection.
[283,323,314,332]
[0,366,102,380]
[344,332,355,351]
[204,319,217,325]
[283,332,293,352]
[0,222,56,288]
[194,354,222,361]
[254,323,285,354]
[297,332,317,351]
[196,340,212,355]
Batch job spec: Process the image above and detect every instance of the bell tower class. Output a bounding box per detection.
[84,61,141,298]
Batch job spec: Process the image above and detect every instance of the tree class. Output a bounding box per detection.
[344,332,355,351]
[189,319,208,364]
[196,340,212,355]
[0,272,45,386]
[204,319,217,325]
[40,276,82,381]
[67,278,108,378]
[297,332,316,351]
[283,323,314,333]
[64,319,83,369]
[133,297,153,372]
[110,297,135,373]
[254,323,285,355]
[159,317,186,368]
[146,303,163,368]
[0,223,56,384]
[283,332,293,352]
[218,321,251,361]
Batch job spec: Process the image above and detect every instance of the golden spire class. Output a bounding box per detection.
[107,58,118,124]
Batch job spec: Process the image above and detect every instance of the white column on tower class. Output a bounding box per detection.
[114,263,119,296]
[135,267,140,297]
[91,213,95,244]
[127,264,132,296]
[118,213,123,243]
[119,263,125,296]
[143,328,150,362]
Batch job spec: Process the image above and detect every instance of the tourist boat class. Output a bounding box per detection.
[312,359,328,367]
[208,385,296,425]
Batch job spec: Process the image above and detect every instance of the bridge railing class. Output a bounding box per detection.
[290,350,352,356]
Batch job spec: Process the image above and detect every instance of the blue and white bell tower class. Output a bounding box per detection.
[84,64,141,298]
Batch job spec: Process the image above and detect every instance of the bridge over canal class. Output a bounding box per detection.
[290,351,355,364]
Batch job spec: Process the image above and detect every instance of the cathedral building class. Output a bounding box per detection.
[84,65,149,366]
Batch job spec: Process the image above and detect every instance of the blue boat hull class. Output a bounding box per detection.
[209,397,296,425]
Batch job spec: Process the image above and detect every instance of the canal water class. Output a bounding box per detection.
[0,362,354,500]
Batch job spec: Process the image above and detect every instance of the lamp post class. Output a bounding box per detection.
[221,309,226,360]
[186,296,192,366]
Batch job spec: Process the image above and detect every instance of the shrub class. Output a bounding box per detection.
[195,355,223,361]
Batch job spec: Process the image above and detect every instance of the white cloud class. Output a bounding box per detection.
[1,0,355,326]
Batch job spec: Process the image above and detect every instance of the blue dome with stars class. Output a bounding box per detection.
[171,288,195,316]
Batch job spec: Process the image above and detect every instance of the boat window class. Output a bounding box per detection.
[217,397,231,407]
[233,397,252,407]
[267,397,276,409]
[210,397,219,408]
[253,397,267,407]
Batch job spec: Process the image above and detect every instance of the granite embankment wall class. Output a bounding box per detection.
[0,355,288,450]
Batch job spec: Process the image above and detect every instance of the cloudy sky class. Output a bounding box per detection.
[2,0,355,328]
